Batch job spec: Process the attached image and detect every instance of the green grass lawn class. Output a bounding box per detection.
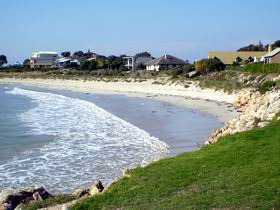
[72,117,280,210]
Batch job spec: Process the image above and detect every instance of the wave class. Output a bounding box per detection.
[0,88,168,193]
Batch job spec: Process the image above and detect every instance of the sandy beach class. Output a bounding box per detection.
[0,78,241,123]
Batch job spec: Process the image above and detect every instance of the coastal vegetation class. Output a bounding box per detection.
[0,55,7,67]
[237,40,280,52]
[68,114,280,209]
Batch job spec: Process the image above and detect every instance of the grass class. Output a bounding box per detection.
[72,116,280,210]
[22,195,75,210]
[198,79,247,93]
[227,64,280,74]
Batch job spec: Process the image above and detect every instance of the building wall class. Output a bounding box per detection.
[271,53,280,64]
[146,65,160,71]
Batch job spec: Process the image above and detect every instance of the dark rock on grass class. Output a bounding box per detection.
[0,187,52,210]
[73,180,104,199]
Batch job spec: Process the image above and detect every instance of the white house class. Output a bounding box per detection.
[123,55,154,71]
[123,56,135,71]
[263,48,280,64]
[55,58,80,68]
[145,54,186,71]
[30,52,58,68]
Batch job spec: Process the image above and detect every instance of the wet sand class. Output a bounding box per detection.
[12,84,237,156]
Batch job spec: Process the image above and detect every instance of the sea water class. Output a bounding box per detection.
[0,84,223,193]
[0,85,168,193]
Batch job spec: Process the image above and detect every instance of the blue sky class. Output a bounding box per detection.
[0,0,280,64]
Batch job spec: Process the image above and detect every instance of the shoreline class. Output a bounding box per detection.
[0,78,241,123]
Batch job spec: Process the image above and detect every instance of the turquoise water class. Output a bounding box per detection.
[0,84,222,193]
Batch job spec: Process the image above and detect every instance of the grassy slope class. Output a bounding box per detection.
[72,118,280,210]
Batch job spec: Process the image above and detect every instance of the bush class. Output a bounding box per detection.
[259,80,276,94]
[195,58,225,75]
[242,64,280,73]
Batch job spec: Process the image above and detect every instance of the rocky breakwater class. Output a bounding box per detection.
[0,187,52,210]
[208,89,280,144]
[0,181,105,210]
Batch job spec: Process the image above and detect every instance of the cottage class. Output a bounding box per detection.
[263,48,280,64]
[30,52,58,68]
[145,54,186,71]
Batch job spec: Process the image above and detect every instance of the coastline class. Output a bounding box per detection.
[0,78,241,123]
[2,77,280,209]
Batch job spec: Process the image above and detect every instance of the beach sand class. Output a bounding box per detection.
[0,78,240,123]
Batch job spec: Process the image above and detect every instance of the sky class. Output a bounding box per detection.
[0,0,280,64]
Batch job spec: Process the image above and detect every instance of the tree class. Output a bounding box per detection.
[80,60,90,70]
[73,51,84,59]
[88,60,97,70]
[96,59,107,69]
[61,51,71,57]
[135,52,152,58]
[107,55,124,70]
[237,41,265,52]
[272,40,280,49]
[0,55,7,67]
[23,59,30,69]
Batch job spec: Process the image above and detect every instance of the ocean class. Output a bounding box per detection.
[0,84,222,193]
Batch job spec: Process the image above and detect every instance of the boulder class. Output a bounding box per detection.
[32,192,43,201]
[0,203,12,210]
[73,189,90,199]
[0,189,14,205]
[208,89,280,144]
[73,181,104,199]
[0,187,52,210]
[89,181,104,196]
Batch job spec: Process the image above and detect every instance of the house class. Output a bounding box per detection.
[208,51,267,65]
[123,56,135,71]
[30,52,58,68]
[123,55,154,71]
[55,58,80,68]
[263,48,280,64]
[55,57,71,68]
[145,54,186,71]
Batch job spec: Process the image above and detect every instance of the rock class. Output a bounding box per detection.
[187,71,198,78]
[0,187,52,210]
[0,189,14,205]
[0,203,12,210]
[73,189,90,199]
[208,89,280,144]
[32,192,43,201]
[89,181,104,196]
[122,168,132,177]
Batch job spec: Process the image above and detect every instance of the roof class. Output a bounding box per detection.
[56,57,71,63]
[208,51,267,64]
[145,54,186,66]
[38,51,58,55]
[264,48,280,58]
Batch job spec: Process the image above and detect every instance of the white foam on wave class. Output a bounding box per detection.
[0,88,168,193]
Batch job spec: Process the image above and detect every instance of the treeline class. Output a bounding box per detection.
[237,40,280,52]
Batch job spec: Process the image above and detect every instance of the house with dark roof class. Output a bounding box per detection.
[264,48,280,64]
[145,54,186,71]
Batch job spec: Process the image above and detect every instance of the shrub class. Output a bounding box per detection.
[195,58,225,75]
[243,64,280,73]
[259,80,276,94]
